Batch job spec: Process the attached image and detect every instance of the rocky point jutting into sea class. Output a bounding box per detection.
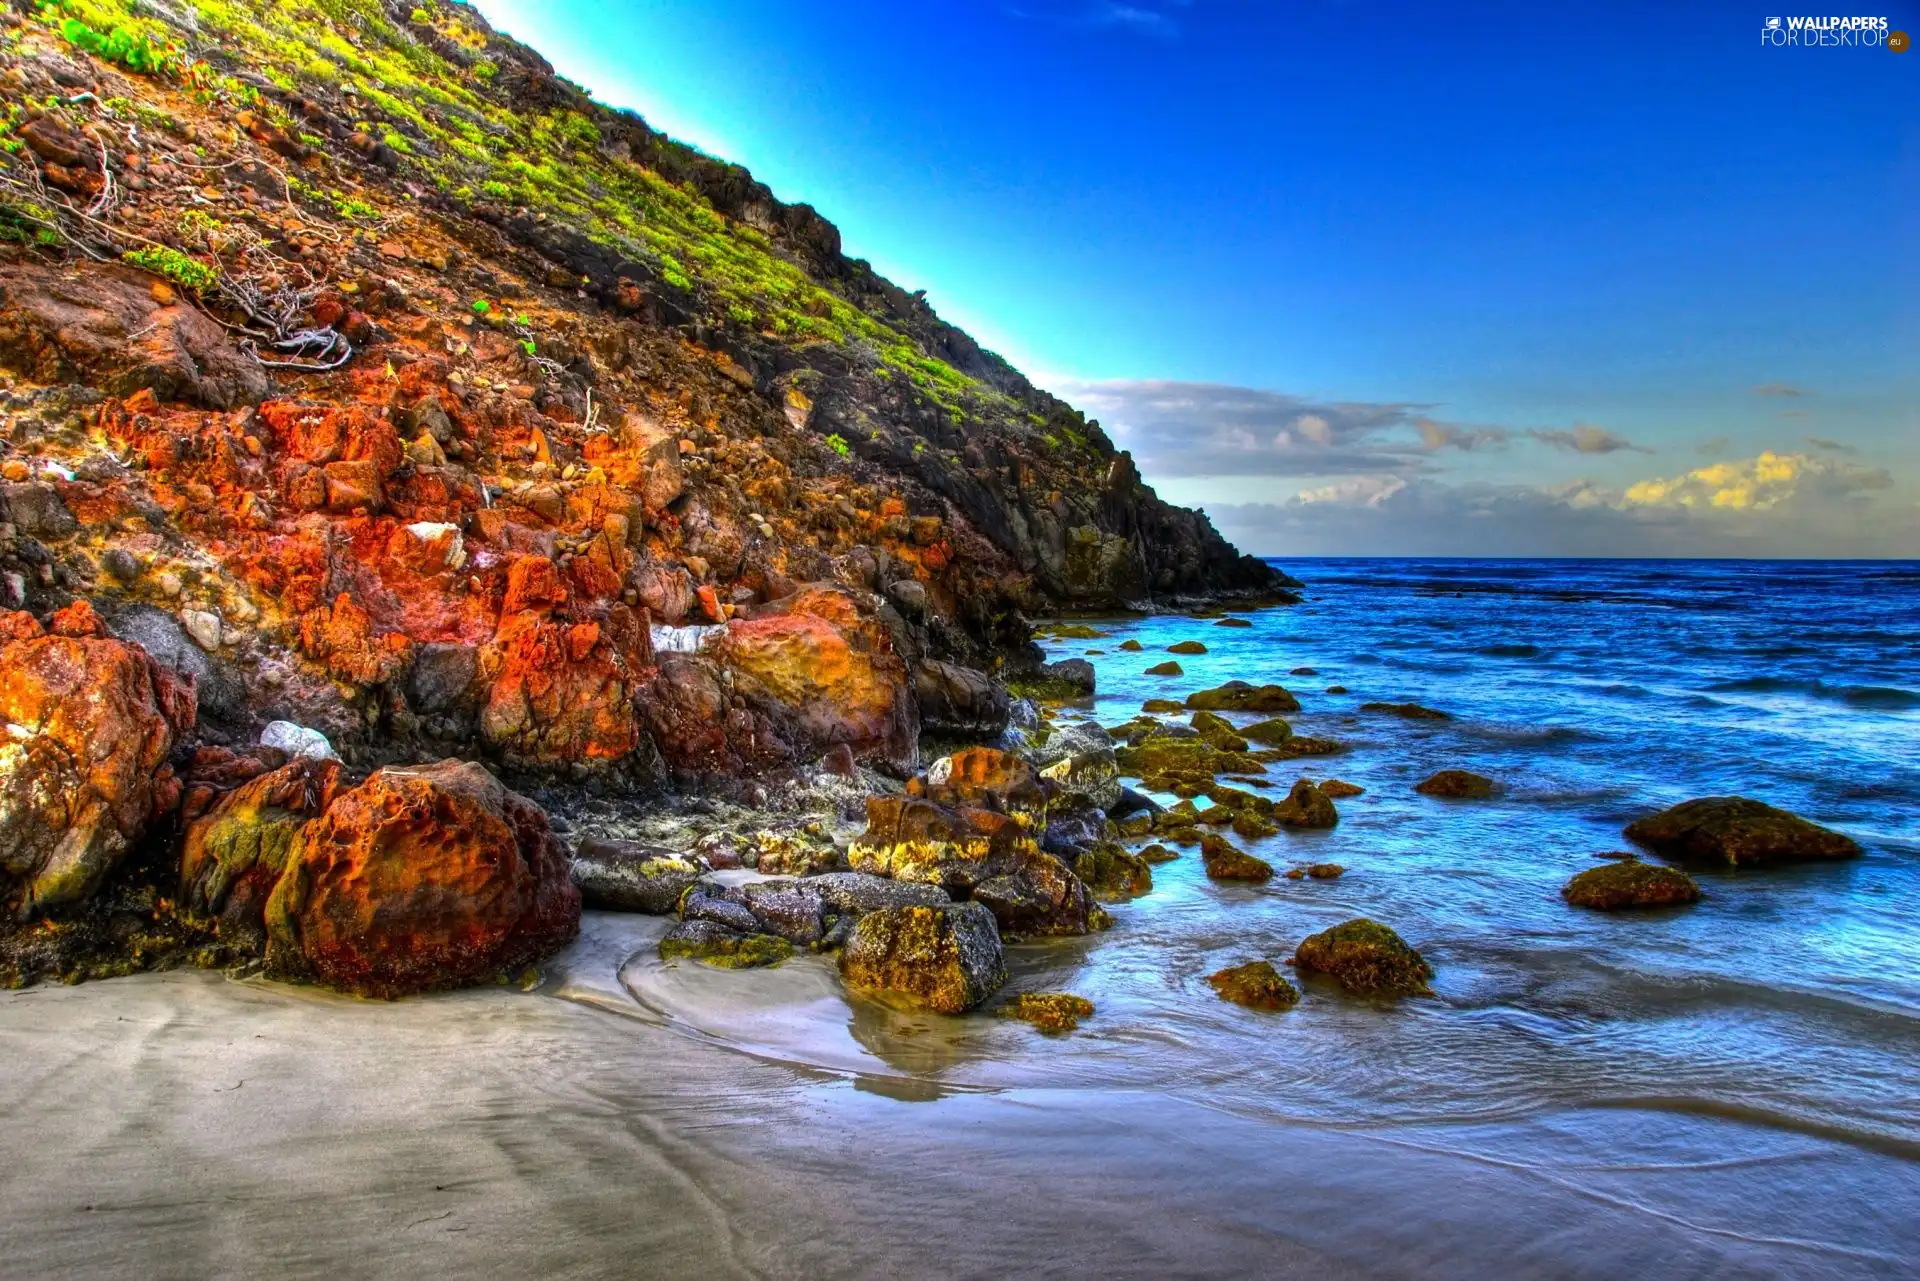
[2,6,1916,1280]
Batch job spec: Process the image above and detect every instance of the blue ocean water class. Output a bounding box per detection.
[613,558,1920,1274]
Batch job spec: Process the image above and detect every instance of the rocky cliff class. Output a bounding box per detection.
[0,0,1294,981]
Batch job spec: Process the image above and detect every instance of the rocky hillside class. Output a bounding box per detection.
[0,0,1297,982]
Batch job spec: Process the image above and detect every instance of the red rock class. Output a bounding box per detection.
[0,613,197,912]
[265,759,580,996]
[478,603,650,767]
[181,756,343,931]
[719,606,917,771]
[503,555,567,616]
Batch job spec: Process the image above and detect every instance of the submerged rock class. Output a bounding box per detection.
[838,901,1007,1014]
[1185,681,1299,715]
[1144,660,1184,677]
[571,838,702,913]
[1167,640,1208,655]
[1415,769,1496,799]
[1319,779,1365,798]
[264,760,580,997]
[999,991,1095,1032]
[1362,701,1452,721]
[1562,860,1701,910]
[659,918,793,969]
[1207,960,1299,1011]
[1294,918,1433,997]
[1623,797,1861,867]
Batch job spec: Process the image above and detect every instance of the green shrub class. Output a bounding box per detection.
[825,433,850,457]
[122,246,218,293]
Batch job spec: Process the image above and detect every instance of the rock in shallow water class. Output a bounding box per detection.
[1415,769,1496,799]
[1562,859,1701,910]
[1207,960,1299,1011]
[804,871,951,915]
[1623,797,1860,868]
[838,901,1007,1014]
[999,992,1095,1032]
[1201,833,1273,882]
[659,918,793,969]
[1185,681,1300,715]
[1294,918,1433,998]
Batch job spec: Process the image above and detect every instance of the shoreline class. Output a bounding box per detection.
[3,918,1915,1280]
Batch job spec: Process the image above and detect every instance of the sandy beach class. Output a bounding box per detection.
[3,909,1913,1280]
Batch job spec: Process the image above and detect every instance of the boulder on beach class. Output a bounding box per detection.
[1415,769,1496,799]
[1167,640,1208,655]
[1294,918,1433,997]
[1287,863,1345,881]
[571,838,703,913]
[1031,721,1122,811]
[0,605,197,915]
[804,872,951,916]
[838,901,1008,1013]
[1145,660,1184,677]
[264,760,581,997]
[1201,832,1273,882]
[973,849,1111,939]
[999,992,1095,1032]
[1623,797,1861,868]
[1186,681,1300,715]
[1272,778,1339,829]
[912,745,1051,827]
[849,795,1029,890]
[1362,701,1451,721]
[659,918,794,969]
[1562,859,1701,910]
[1207,960,1299,1010]
[180,756,343,931]
[914,659,1012,737]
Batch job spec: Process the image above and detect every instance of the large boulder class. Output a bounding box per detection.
[1030,721,1122,811]
[973,849,1110,939]
[848,795,1030,891]
[1271,778,1339,829]
[1294,918,1433,997]
[717,596,918,772]
[0,606,196,915]
[1562,859,1701,910]
[838,901,1007,1013]
[1415,769,1496,799]
[264,760,580,996]
[914,659,1011,737]
[1623,797,1860,867]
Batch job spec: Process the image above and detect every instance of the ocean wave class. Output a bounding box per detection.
[1702,677,1920,710]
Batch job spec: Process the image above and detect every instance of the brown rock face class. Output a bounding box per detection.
[0,609,196,914]
[265,759,580,996]
[717,597,917,771]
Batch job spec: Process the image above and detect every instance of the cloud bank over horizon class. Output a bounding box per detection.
[1056,377,1913,558]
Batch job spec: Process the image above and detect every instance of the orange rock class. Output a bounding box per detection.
[478,604,649,766]
[180,756,343,931]
[719,609,917,771]
[503,555,567,616]
[46,599,106,638]
[909,746,1050,828]
[298,592,413,686]
[696,582,723,623]
[0,614,197,912]
[264,759,580,996]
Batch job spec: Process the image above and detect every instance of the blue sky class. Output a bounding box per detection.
[470,0,1918,556]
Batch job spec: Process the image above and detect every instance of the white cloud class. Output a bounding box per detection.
[1527,423,1650,454]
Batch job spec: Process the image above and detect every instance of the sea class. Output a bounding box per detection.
[612,557,1920,1275]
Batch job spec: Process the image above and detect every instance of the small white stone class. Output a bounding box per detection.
[260,721,337,760]
[181,609,222,651]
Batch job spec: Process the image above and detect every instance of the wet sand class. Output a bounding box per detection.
[3,913,1913,1280]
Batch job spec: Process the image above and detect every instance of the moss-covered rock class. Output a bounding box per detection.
[1562,860,1701,909]
[1272,778,1339,828]
[1138,842,1177,864]
[972,851,1110,939]
[1167,640,1208,655]
[1207,960,1299,1010]
[1201,833,1273,882]
[1189,710,1248,752]
[1186,681,1300,714]
[1231,809,1280,839]
[659,919,795,968]
[1415,769,1497,799]
[1319,779,1365,798]
[999,992,1095,1032]
[1141,697,1184,713]
[1073,841,1154,901]
[1214,617,1253,628]
[571,837,702,913]
[1145,660,1184,677]
[1253,736,1344,760]
[1294,918,1432,997]
[1285,863,1345,880]
[1118,639,1146,652]
[1238,717,1293,746]
[1623,797,1861,867]
[838,901,1007,1013]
